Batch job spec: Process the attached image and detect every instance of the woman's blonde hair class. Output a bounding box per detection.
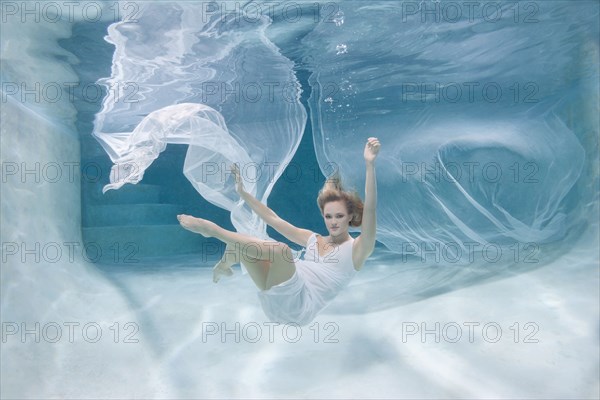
[317,171,364,227]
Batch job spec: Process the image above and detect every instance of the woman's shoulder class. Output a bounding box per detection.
[305,232,319,247]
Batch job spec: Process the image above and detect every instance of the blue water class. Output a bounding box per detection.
[1,1,599,398]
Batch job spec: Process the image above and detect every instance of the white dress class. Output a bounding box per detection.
[256,232,357,326]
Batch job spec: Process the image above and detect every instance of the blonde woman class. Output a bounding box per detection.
[178,137,380,325]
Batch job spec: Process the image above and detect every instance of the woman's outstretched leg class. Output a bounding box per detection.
[177,214,296,290]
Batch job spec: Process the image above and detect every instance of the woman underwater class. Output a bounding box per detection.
[177,137,380,325]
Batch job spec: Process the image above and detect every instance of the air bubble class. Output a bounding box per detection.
[332,11,344,26]
[336,44,348,55]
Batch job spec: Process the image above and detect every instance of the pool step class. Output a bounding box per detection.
[81,225,220,263]
[81,180,209,259]
[83,203,183,227]
[84,182,162,205]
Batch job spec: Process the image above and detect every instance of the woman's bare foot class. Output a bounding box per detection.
[177,214,217,237]
[213,244,237,283]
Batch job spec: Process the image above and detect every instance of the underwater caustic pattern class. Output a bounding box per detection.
[93,1,598,264]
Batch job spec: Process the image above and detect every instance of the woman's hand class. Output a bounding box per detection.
[230,163,246,196]
[364,137,381,164]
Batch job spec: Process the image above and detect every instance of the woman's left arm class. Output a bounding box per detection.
[354,137,380,269]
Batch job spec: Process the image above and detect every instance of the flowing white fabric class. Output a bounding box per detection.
[92,3,307,252]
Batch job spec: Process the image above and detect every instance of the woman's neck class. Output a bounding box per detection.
[324,233,351,245]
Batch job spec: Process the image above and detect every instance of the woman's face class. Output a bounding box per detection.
[322,200,352,237]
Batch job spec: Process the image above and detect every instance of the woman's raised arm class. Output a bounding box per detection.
[353,137,380,269]
[231,164,313,247]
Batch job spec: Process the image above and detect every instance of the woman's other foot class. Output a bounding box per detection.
[213,244,237,283]
[212,260,234,283]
